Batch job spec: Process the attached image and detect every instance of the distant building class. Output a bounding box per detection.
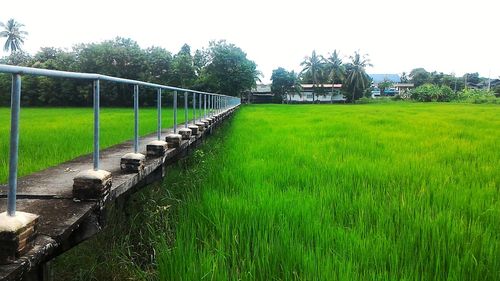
[369,74,414,97]
[287,84,345,103]
[248,74,417,103]
[248,83,345,103]
[245,84,273,103]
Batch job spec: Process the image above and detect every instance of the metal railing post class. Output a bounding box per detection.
[208,94,211,118]
[204,94,207,119]
[210,95,213,117]
[134,85,139,154]
[173,90,178,134]
[193,92,196,124]
[7,74,21,216]
[184,91,188,128]
[198,93,202,121]
[93,80,100,170]
[157,88,162,140]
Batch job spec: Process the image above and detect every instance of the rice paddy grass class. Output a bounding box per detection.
[157,103,499,280]
[0,107,193,183]
[2,103,500,280]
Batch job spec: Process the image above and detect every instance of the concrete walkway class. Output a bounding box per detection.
[0,106,238,280]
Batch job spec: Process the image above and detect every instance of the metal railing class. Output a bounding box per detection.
[0,64,241,217]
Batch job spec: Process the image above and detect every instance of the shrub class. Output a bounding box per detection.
[458,89,498,104]
[410,84,456,102]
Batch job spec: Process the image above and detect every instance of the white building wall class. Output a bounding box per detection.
[288,91,345,102]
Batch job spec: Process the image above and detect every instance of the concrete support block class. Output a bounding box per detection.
[201,119,210,128]
[205,117,213,125]
[120,153,146,172]
[165,133,182,148]
[178,128,192,140]
[146,140,168,157]
[0,212,39,264]
[73,169,112,200]
[188,125,199,136]
[195,122,205,132]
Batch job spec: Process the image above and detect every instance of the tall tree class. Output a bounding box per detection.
[197,40,260,97]
[170,43,196,88]
[344,51,372,103]
[300,50,324,102]
[0,19,28,53]
[271,67,301,103]
[143,46,173,85]
[409,68,431,87]
[324,50,345,94]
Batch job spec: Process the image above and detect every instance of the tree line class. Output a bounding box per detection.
[271,51,499,103]
[271,50,372,103]
[0,37,260,107]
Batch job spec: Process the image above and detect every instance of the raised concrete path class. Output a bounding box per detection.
[0,106,238,280]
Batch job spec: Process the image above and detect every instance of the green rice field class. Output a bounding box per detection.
[157,103,499,280]
[0,107,193,183]
[2,103,500,280]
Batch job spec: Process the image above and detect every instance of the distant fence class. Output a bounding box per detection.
[0,64,240,218]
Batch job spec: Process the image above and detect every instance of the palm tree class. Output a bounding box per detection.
[324,50,345,98]
[300,50,324,102]
[345,51,372,103]
[288,70,302,103]
[0,19,28,53]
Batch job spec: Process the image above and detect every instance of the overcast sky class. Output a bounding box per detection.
[1,0,499,83]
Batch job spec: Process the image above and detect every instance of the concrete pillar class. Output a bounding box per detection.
[120,153,146,173]
[165,133,182,148]
[188,124,199,136]
[200,119,210,128]
[178,128,192,140]
[146,140,168,157]
[0,212,39,264]
[195,121,205,132]
[73,169,112,200]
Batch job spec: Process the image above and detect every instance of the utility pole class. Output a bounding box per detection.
[487,70,491,91]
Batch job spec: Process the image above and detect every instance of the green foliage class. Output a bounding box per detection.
[299,50,325,101]
[464,72,481,85]
[324,50,345,85]
[0,19,28,53]
[458,88,498,104]
[409,68,431,87]
[53,185,165,280]
[0,38,260,106]
[410,84,457,102]
[493,85,500,96]
[270,67,300,103]
[170,44,196,88]
[343,51,372,103]
[196,40,260,97]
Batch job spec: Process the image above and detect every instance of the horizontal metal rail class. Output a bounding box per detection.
[0,64,225,96]
[0,63,241,217]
